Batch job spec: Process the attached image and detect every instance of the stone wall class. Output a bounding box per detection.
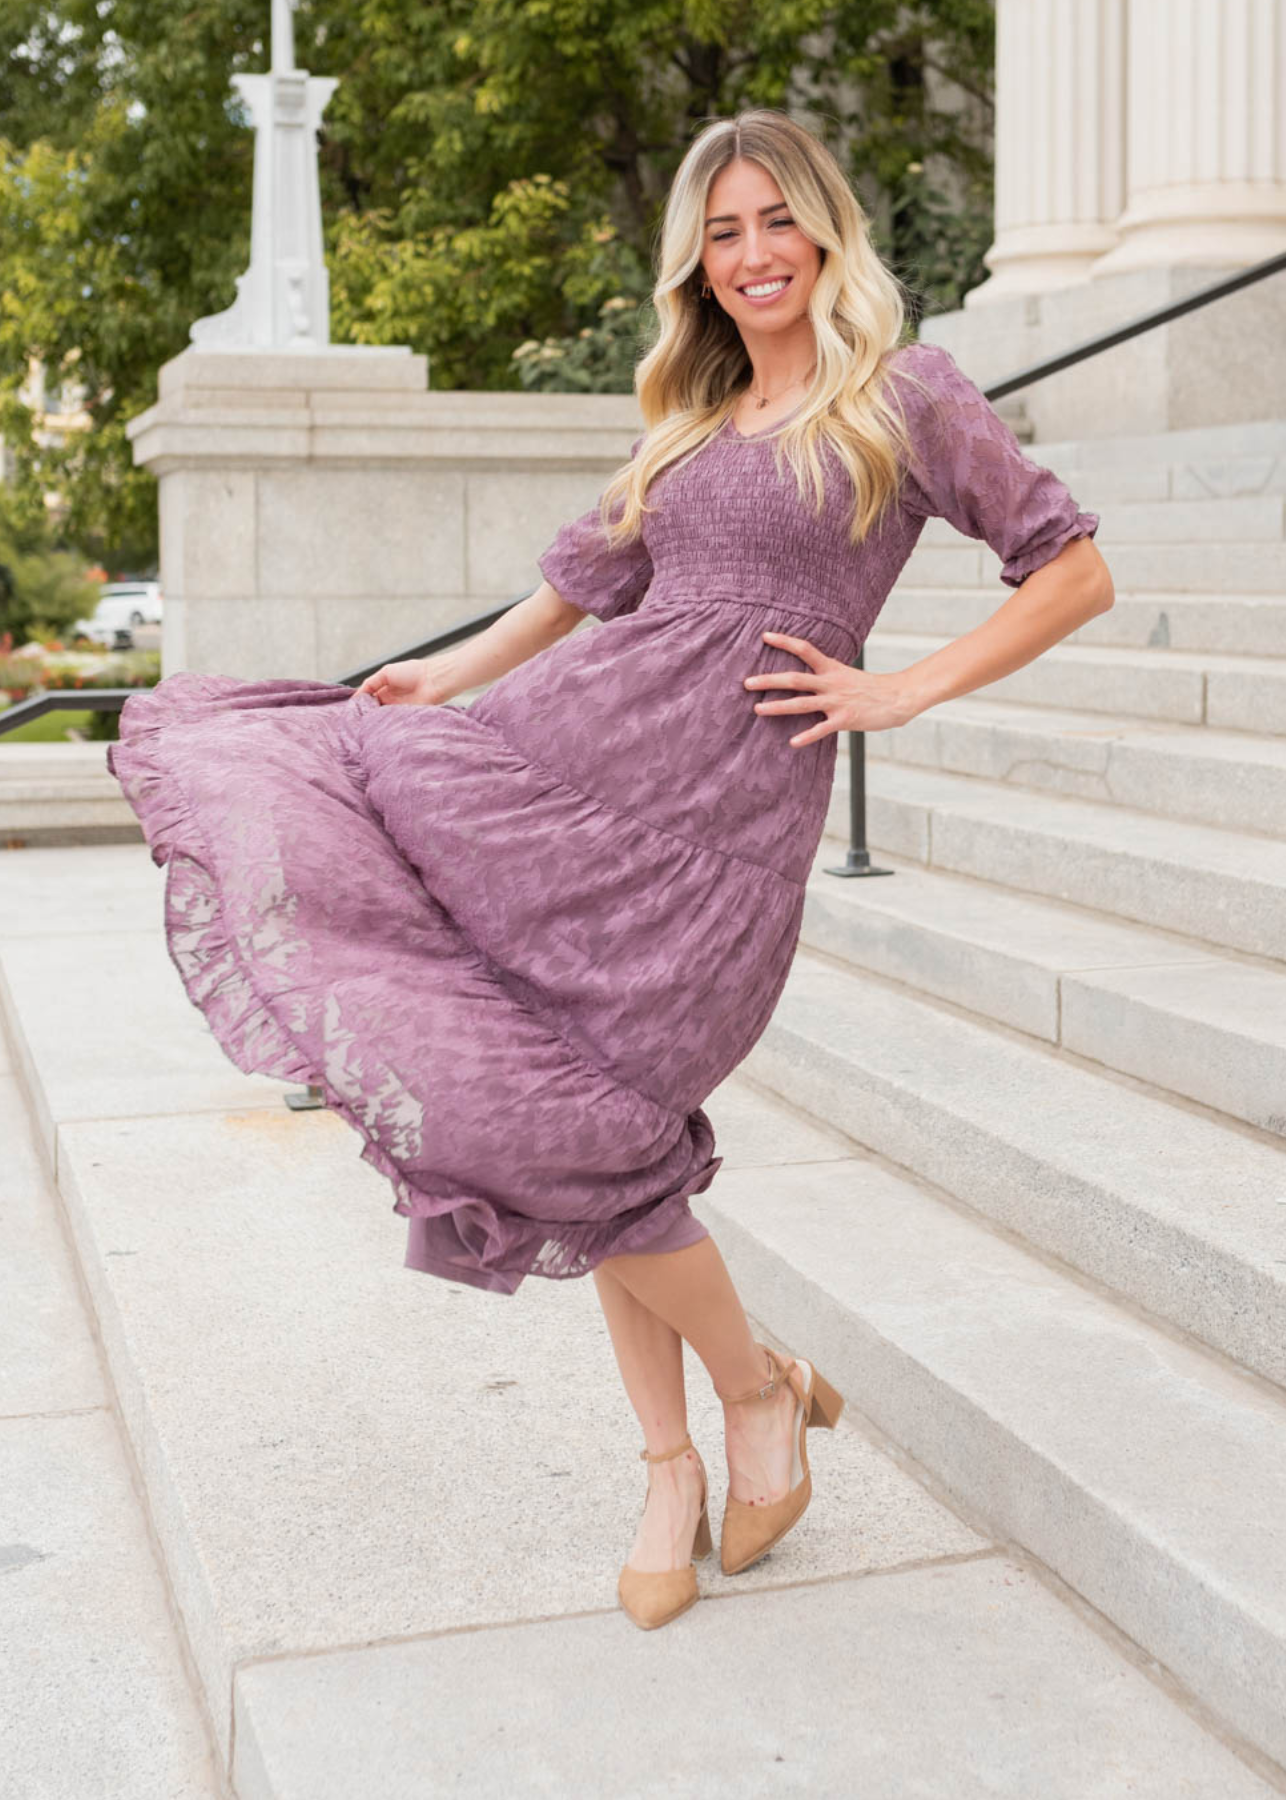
[128,347,642,680]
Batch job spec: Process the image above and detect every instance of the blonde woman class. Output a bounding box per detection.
[109,109,1111,1633]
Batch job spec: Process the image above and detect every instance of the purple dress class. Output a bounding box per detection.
[107,342,1098,1295]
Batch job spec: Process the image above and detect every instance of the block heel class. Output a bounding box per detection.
[807,1367,845,1430]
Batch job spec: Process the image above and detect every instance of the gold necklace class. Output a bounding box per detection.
[747,366,816,410]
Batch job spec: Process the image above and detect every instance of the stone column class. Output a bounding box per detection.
[968,0,1127,305]
[1093,0,1286,275]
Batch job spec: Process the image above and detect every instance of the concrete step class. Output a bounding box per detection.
[1037,416,1286,483]
[0,741,140,846]
[739,946,1286,1392]
[829,759,1286,960]
[899,537,1286,593]
[0,1073,222,1798]
[866,697,1286,836]
[880,588,1286,658]
[802,846,1286,1137]
[865,630,1286,731]
[1012,461,1286,506]
[920,492,1286,547]
[233,1551,1282,1799]
[9,846,1286,1795]
[697,1143,1286,1775]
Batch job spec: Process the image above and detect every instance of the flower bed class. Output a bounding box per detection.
[0,635,161,741]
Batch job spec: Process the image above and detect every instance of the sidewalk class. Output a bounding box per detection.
[2,843,1279,1798]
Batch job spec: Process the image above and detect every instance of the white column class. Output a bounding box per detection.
[967,0,1127,306]
[1093,0,1286,275]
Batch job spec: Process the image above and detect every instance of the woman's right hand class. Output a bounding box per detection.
[358,656,452,707]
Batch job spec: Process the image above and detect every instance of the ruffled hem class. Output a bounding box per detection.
[106,681,723,1295]
[401,1123,719,1296]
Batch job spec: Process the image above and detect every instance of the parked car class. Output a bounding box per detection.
[72,582,163,649]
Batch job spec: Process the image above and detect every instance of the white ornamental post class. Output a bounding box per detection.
[189,0,339,349]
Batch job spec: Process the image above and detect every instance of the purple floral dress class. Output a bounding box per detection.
[107,342,1098,1294]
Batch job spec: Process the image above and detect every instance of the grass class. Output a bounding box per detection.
[0,708,97,744]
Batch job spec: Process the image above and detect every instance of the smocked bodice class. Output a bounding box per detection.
[469,341,1100,888]
[637,416,920,653]
[535,342,1099,648]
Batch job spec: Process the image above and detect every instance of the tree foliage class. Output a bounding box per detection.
[0,484,98,643]
[0,0,993,558]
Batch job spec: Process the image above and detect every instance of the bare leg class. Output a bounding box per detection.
[595,1237,806,1520]
[593,1262,706,1573]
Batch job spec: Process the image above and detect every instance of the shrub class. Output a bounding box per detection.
[512,296,656,395]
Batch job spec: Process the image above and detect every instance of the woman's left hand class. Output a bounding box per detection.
[744,630,918,746]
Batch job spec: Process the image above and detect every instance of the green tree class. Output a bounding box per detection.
[0,0,993,553]
[0,484,98,643]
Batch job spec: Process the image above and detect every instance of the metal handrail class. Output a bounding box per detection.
[0,687,136,734]
[825,244,1286,879]
[334,600,517,688]
[983,248,1286,403]
[5,242,1284,824]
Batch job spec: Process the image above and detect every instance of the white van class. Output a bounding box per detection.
[72,582,163,648]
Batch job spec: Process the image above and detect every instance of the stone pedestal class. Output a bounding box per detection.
[923,262,1286,443]
[126,348,642,680]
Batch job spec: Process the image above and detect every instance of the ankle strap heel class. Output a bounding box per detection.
[717,1346,845,1429]
[716,1343,846,1577]
[618,1431,712,1631]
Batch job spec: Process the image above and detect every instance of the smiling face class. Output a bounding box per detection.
[699,157,822,339]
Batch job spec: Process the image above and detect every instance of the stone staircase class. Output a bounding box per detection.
[696,414,1286,1773]
[0,740,140,845]
[4,413,1285,1795]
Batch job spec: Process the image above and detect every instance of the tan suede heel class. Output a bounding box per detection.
[617,1433,712,1631]
[717,1343,844,1576]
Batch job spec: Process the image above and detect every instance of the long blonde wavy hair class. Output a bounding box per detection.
[599,109,924,549]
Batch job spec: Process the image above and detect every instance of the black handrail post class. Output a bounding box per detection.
[284,1083,326,1111]
[824,647,893,879]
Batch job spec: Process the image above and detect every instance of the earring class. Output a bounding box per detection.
[700,279,711,299]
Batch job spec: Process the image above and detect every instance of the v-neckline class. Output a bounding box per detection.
[724,398,806,440]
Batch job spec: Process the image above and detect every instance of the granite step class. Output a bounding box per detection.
[801,847,1286,1137]
[864,631,1286,731]
[878,588,1286,658]
[8,847,1286,1794]
[918,492,1286,547]
[828,760,1286,960]
[696,1143,1286,1774]
[0,741,140,846]
[0,1066,222,1799]
[864,697,1286,836]
[1037,416,1286,483]
[899,537,1286,593]
[738,947,1286,1393]
[1017,459,1286,505]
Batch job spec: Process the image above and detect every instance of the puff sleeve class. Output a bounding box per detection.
[894,342,1100,588]
[536,434,653,622]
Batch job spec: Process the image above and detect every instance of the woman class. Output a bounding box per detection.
[108,109,1110,1633]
